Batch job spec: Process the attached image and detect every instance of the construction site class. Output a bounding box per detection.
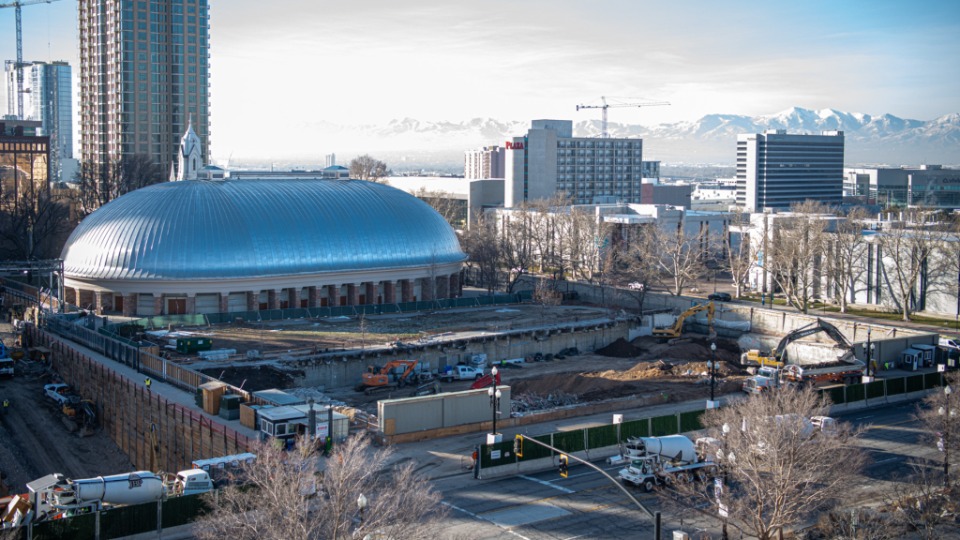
[0,281,944,531]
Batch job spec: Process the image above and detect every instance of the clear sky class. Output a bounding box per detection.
[2,0,958,161]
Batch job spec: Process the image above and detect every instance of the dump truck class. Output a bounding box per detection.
[742,362,865,394]
[617,435,718,492]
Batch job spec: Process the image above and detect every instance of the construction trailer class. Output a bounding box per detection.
[257,405,348,446]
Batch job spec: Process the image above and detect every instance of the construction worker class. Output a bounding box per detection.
[145,377,152,390]
[2,399,9,411]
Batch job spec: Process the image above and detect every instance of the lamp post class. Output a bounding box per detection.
[939,385,955,485]
[488,375,501,443]
[357,493,368,526]
[866,328,872,378]
[710,342,718,404]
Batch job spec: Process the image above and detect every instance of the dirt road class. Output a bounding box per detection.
[0,325,133,494]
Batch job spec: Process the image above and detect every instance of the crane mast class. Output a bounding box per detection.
[1,0,63,119]
[576,96,670,138]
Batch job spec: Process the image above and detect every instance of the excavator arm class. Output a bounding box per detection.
[773,319,851,360]
[653,302,714,339]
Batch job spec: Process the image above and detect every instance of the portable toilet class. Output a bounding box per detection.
[899,347,923,371]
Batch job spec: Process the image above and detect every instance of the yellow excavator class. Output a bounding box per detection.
[652,302,715,340]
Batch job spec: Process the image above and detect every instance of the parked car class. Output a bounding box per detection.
[708,292,732,302]
[43,383,76,406]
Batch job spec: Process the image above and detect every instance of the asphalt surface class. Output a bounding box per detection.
[425,401,939,540]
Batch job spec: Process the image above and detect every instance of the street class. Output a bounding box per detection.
[432,401,937,539]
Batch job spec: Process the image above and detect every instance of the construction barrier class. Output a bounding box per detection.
[477,371,950,478]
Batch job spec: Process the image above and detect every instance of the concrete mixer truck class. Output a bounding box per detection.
[1,469,214,526]
[617,435,719,492]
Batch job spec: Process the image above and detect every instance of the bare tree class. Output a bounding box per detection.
[498,205,537,293]
[74,155,165,216]
[563,206,607,282]
[885,463,959,540]
[645,222,709,296]
[689,387,867,540]
[722,207,753,299]
[0,182,71,260]
[761,201,830,313]
[608,234,658,315]
[413,187,464,229]
[459,212,501,294]
[917,371,960,485]
[810,508,899,540]
[196,435,444,540]
[875,209,948,321]
[348,155,388,183]
[533,277,562,325]
[828,207,870,313]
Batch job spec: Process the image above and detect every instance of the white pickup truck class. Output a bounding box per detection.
[439,365,484,382]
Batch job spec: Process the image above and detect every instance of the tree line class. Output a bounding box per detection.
[463,199,960,322]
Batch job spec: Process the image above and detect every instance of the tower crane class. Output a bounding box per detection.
[576,96,670,138]
[0,0,64,120]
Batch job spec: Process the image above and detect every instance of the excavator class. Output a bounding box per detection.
[355,359,426,395]
[741,318,853,368]
[652,302,715,341]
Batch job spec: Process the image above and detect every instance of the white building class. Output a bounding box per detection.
[844,165,960,209]
[465,146,505,180]
[504,120,644,208]
[736,130,844,211]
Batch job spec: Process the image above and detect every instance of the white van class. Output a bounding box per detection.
[939,336,960,350]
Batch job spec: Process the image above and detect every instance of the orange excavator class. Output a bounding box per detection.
[356,359,424,395]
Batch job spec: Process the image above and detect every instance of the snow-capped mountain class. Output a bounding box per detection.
[293,108,959,168]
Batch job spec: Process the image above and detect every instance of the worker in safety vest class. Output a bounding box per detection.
[2,399,9,411]
[145,377,152,390]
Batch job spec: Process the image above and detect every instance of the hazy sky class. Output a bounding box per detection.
[2,0,958,160]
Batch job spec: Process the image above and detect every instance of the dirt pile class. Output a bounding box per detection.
[596,338,643,358]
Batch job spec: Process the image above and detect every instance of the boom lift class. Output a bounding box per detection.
[741,318,852,368]
[652,302,715,340]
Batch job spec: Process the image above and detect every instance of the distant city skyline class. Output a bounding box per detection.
[1,0,958,162]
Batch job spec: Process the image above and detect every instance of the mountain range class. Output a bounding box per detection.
[265,108,959,171]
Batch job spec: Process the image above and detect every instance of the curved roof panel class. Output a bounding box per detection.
[61,179,466,281]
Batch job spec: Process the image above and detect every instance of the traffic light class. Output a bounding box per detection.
[559,454,569,478]
[514,435,523,458]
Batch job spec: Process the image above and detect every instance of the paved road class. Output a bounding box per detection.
[431,401,935,540]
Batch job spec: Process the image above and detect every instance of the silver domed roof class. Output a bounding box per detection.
[62,179,466,281]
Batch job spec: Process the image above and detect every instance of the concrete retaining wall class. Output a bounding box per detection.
[26,327,253,473]
[292,319,629,388]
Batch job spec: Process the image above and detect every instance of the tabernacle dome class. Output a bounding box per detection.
[61,179,467,316]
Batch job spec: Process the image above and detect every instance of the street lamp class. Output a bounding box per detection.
[710,342,718,404]
[865,328,873,378]
[488,381,502,443]
[357,493,368,525]
[940,385,955,485]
